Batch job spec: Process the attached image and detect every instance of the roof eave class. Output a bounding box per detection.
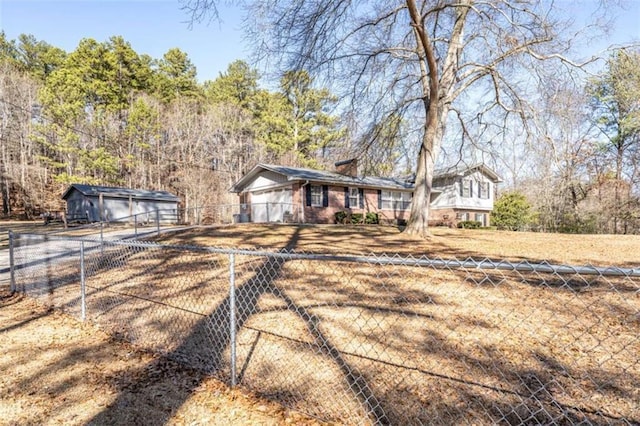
[61,184,78,200]
[434,164,503,183]
[229,164,269,193]
[61,184,179,201]
[476,165,503,183]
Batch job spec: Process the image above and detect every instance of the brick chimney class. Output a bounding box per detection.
[335,158,358,177]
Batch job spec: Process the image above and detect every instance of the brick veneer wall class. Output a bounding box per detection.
[303,186,409,224]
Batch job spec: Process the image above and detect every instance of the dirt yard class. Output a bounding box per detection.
[2,224,639,425]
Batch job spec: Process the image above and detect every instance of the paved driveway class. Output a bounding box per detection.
[1,224,189,292]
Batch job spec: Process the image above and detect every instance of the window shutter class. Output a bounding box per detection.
[460,180,464,196]
[322,185,329,207]
[344,187,350,208]
[377,190,382,209]
[305,185,312,207]
[359,188,364,209]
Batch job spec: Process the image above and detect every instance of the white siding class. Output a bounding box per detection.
[430,170,494,211]
[430,176,459,209]
[245,170,289,191]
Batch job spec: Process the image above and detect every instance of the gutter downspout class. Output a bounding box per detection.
[300,180,310,224]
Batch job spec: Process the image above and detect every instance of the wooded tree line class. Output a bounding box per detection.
[1,27,639,234]
[0,33,346,218]
[496,49,640,234]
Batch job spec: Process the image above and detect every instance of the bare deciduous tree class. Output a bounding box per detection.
[505,70,598,232]
[0,62,50,217]
[185,0,595,236]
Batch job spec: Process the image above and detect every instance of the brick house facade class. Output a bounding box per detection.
[231,160,501,226]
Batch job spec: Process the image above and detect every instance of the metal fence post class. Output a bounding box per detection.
[156,209,160,235]
[8,231,15,293]
[80,241,86,321]
[100,221,104,256]
[229,252,237,387]
[134,214,138,238]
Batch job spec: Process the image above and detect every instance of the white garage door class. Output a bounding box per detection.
[251,188,292,223]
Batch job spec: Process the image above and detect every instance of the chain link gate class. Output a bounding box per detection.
[9,232,640,425]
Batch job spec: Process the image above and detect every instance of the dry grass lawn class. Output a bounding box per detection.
[154,224,640,267]
[2,223,639,425]
[0,290,322,425]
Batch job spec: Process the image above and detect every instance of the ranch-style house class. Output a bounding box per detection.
[230,159,502,226]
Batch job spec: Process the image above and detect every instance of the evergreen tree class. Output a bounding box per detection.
[493,192,533,231]
[279,70,342,165]
[155,48,201,102]
[204,60,259,109]
[16,34,66,82]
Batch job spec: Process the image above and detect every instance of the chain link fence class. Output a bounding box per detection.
[180,203,302,225]
[9,232,640,425]
[31,204,301,249]
[39,203,302,239]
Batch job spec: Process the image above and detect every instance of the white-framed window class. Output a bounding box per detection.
[461,179,472,198]
[380,190,411,210]
[348,187,360,207]
[310,185,323,207]
[458,212,469,221]
[475,213,487,226]
[479,181,490,199]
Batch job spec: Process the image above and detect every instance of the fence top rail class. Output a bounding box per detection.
[10,231,640,278]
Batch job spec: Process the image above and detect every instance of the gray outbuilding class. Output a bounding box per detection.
[62,184,179,223]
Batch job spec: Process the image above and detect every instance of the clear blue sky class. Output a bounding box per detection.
[0,0,247,82]
[0,0,639,84]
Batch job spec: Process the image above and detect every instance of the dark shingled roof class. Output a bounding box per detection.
[231,164,415,193]
[231,162,502,194]
[62,184,179,202]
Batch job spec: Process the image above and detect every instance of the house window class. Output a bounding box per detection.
[306,185,328,207]
[479,181,490,199]
[348,187,360,207]
[475,213,487,226]
[461,179,472,198]
[310,185,323,207]
[458,212,469,221]
[380,191,411,210]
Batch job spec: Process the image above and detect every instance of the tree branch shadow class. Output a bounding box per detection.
[267,284,390,424]
[87,225,390,425]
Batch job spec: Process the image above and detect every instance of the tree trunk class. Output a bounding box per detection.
[406,145,434,235]
[403,0,436,237]
[405,110,445,236]
[403,0,469,237]
[1,145,9,217]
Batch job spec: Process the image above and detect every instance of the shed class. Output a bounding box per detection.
[62,184,180,223]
